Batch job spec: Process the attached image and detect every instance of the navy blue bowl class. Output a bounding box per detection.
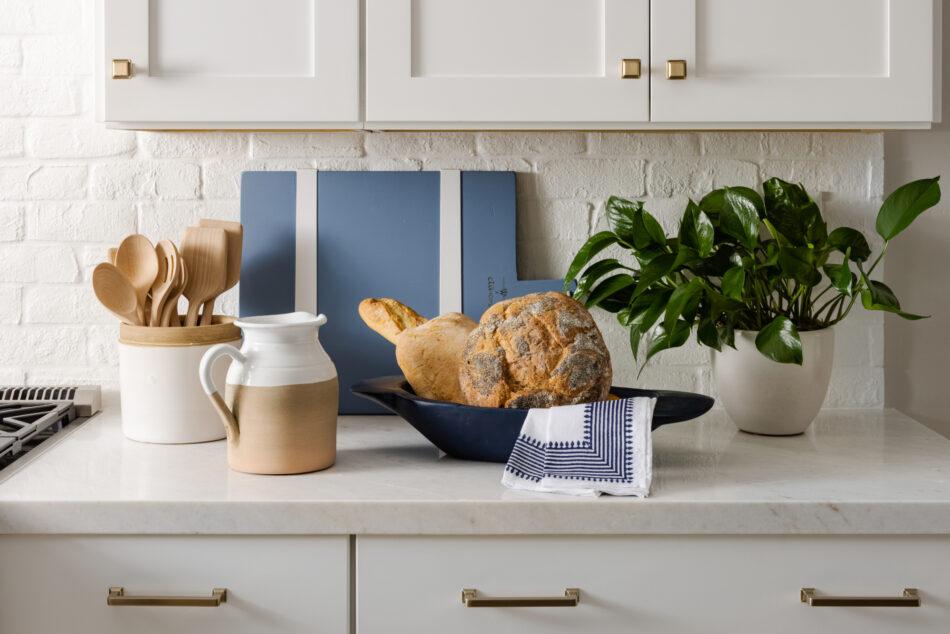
[350,376,715,463]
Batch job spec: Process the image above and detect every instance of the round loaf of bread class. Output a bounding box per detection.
[459,292,612,408]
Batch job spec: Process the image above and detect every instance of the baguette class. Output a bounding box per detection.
[358,298,428,344]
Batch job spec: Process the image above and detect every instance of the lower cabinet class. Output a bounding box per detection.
[357,535,950,634]
[0,535,349,634]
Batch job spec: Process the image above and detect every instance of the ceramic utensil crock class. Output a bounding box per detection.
[119,317,241,443]
[199,312,339,475]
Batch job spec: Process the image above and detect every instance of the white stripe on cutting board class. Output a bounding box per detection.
[439,170,463,314]
[295,169,318,314]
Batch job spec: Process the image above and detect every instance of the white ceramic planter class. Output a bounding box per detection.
[119,317,241,444]
[712,328,835,436]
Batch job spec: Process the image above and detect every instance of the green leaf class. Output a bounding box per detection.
[643,321,692,369]
[720,186,762,251]
[698,189,725,221]
[564,231,618,292]
[632,253,676,298]
[860,279,930,320]
[678,201,715,257]
[663,278,704,334]
[639,210,668,248]
[777,246,817,285]
[585,274,636,310]
[721,266,745,300]
[876,177,941,241]
[762,177,827,246]
[827,227,871,263]
[574,259,626,299]
[605,197,643,246]
[754,316,803,365]
[626,289,671,361]
[823,259,853,296]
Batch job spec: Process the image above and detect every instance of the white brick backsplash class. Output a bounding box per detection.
[91,161,200,200]
[0,77,79,116]
[23,284,103,324]
[0,204,24,241]
[26,121,135,158]
[143,132,248,159]
[536,158,645,199]
[251,132,364,159]
[589,132,700,157]
[0,285,21,324]
[477,132,586,156]
[27,201,136,242]
[26,164,87,199]
[0,120,24,156]
[0,3,889,405]
[0,37,21,71]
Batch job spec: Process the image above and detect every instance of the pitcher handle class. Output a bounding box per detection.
[199,343,246,439]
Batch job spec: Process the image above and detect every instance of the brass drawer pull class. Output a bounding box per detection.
[801,587,920,607]
[107,586,227,607]
[461,588,579,608]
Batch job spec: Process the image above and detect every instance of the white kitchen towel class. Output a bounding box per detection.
[502,397,656,497]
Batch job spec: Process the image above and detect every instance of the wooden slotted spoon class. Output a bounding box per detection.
[149,239,179,326]
[181,226,228,327]
[92,263,145,326]
[114,234,159,326]
[160,256,187,327]
[197,219,243,326]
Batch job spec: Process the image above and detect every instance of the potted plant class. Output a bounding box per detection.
[566,176,941,435]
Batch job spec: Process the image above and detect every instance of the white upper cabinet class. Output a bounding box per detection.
[97,0,359,128]
[365,0,650,127]
[650,0,938,125]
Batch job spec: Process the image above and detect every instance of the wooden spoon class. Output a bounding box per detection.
[197,219,243,326]
[107,247,117,265]
[161,256,187,327]
[149,239,179,326]
[92,263,145,326]
[181,226,228,327]
[115,235,159,326]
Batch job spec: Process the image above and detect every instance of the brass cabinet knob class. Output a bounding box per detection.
[666,59,687,80]
[620,59,641,79]
[111,59,132,79]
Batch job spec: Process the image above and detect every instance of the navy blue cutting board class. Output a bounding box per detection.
[240,171,564,414]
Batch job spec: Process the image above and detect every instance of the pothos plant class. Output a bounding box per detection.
[565,176,941,368]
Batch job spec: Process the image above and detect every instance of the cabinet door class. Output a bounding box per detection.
[365,0,649,127]
[651,0,937,124]
[100,0,359,127]
[0,535,349,634]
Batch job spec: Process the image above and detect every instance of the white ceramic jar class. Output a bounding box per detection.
[199,312,339,475]
[119,317,241,444]
[712,328,835,436]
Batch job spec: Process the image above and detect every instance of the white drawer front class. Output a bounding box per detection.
[0,535,348,634]
[357,536,950,634]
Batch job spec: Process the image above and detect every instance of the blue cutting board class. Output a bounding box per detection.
[240,171,564,414]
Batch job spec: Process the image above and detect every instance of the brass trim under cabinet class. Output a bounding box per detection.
[800,588,920,607]
[111,59,132,79]
[107,587,228,607]
[666,59,687,80]
[620,59,641,79]
[461,588,580,607]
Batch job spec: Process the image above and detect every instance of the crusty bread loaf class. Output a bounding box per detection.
[395,312,477,404]
[358,298,428,344]
[458,292,611,408]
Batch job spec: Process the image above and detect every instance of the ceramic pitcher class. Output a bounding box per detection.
[199,312,339,475]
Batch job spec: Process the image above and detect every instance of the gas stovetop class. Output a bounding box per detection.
[0,386,102,472]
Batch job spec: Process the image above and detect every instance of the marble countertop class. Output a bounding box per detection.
[1,393,949,535]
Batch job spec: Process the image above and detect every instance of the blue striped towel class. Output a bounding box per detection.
[502,397,656,497]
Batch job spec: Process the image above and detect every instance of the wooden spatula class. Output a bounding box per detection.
[197,219,243,326]
[181,226,228,327]
[92,262,145,326]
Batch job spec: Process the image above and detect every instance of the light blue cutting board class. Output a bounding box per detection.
[240,171,564,414]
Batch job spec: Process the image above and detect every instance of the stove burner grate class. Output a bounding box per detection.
[0,401,77,469]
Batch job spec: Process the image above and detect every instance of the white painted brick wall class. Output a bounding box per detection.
[0,0,885,406]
